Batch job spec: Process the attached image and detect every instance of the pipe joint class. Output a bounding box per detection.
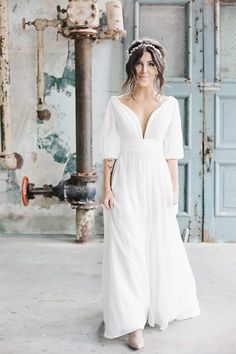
[22,172,100,210]
[22,18,61,31]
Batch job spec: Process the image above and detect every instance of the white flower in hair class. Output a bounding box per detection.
[127,43,163,59]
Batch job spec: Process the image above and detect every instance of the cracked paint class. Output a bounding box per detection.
[37,133,70,164]
[44,42,75,95]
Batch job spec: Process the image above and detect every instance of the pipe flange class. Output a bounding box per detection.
[68,28,98,39]
[71,200,100,210]
[71,171,98,183]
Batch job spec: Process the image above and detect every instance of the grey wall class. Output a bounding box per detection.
[0,0,124,235]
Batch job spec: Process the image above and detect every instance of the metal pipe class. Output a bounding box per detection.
[74,36,92,173]
[22,18,61,120]
[106,1,125,36]
[35,19,50,120]
[76,209,94,243]
[74,35,94,242]
[36,28,49,119]
[0,0,17,169]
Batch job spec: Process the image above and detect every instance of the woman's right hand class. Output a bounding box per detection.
[102,188,115,210]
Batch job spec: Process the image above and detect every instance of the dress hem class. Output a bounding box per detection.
[104,322,146,339]
[104,309,201,338]
[148,309,201,331]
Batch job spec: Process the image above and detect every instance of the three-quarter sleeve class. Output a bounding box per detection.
[163,98,184,160]
[99,97,120,159]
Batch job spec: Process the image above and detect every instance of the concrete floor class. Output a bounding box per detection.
[0,234,235,354]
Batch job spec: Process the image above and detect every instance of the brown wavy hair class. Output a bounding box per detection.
[122,38,167,94]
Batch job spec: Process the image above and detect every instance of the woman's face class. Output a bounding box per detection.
[134,50,158,88]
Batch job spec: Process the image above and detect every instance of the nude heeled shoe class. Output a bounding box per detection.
[128,329,144,350]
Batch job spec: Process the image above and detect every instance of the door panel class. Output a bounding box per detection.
[220,4,236,79]
[124,0,204,242]
[138,3,189,78]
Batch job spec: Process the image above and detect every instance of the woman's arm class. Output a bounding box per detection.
[102,158,116,209]
[166,159,179,204]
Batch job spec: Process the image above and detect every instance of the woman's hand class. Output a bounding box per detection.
[172,185,179,215]
[172,186,179,205]
[102,158,116,210]
[102,188,115,210]
[166,159,179,206]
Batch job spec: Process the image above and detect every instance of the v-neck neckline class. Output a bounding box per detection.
[114,95,172,139]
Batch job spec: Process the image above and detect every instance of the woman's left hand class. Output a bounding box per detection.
[172,186,178,205]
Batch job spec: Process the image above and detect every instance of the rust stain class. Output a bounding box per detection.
[204,0,214,6]
[0,105,6,151]
[204,229,215,243]
[0,35,3,57]
[31,152,38,162]
[12,4,17,13]
[14,152,23,169]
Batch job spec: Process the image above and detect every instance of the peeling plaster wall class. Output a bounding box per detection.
[0,0,124,235]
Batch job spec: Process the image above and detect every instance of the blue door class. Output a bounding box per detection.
[203,1,236,242]
[124,0,204,241]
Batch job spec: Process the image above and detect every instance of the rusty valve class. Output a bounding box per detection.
[22,18,35,29]
[21,172,100,210]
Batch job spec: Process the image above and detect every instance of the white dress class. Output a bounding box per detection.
[99,95,201,339]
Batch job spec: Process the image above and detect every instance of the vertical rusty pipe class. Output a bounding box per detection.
[74,36,92,173]
[74,35,94,242]
[0,0,16,169]
[37,29,45,111]
[35,20,50,121]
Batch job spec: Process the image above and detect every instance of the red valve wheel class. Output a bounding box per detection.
[21,176,29,206]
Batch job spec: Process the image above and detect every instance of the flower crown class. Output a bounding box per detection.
[127,43,163,59]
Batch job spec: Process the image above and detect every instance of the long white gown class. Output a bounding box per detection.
[99,95,201,339]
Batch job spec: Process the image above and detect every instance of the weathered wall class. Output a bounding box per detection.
[0,0,124,235]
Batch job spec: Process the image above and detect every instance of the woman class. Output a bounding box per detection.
[99,38,201,350]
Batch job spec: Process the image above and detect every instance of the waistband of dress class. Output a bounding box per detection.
[120,139,159,152]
